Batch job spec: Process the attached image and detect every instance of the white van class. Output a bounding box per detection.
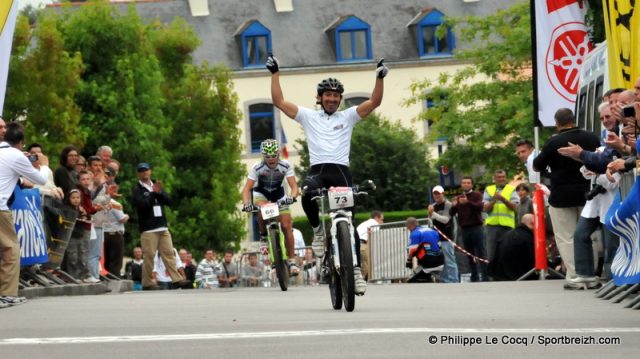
[574,41,608,135]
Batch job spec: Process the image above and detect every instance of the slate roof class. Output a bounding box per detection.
[69,0,519,71]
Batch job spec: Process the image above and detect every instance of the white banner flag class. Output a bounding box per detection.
[534,0,591,126]
[0,0,18,116]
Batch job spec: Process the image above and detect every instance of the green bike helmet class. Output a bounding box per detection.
[260,139,280,157]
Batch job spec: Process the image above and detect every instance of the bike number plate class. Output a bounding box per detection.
[260,203,280,220]
[328,187,354,210]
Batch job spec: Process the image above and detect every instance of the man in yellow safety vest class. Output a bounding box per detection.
[483,169,519,269]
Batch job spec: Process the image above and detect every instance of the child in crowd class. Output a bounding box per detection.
[75,170,102,282]
[64,189,92,282]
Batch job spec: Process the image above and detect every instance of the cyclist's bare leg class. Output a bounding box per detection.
[254,200,268,237]
[280,213,295,259]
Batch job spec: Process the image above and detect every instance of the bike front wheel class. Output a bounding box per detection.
[328,255,342,310]
[337,221,355,312]
[269,227,289,291]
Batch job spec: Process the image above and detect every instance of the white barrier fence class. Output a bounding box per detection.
[368,218,432,282]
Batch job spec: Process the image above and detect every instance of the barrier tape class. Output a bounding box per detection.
[430,226,490,264]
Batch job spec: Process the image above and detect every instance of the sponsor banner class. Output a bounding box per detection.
[605,184,640,286]
[0,0,18,115]
[603,0,640,89]
[534,0,591,126]
[10,187,48,266]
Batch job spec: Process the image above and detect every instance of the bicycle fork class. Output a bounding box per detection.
[329,211,357,271]
[267,223,287,262]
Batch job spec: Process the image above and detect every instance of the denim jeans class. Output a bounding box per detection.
[601,226,620,280]
[461,225,487,282]
[573,216,600,277]
[87,227,103,279]
[439,240,459,283]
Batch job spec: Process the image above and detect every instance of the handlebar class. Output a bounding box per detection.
[302,180,376,201]
[242,198,297,213]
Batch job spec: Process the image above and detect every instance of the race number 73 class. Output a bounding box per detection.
[328,187,354,210]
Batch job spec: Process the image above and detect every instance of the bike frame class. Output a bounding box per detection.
[264,219,287,262]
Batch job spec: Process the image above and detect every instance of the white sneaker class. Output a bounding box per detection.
[83,276,101,284]
[0,296,27,306]
[312,226,325,257]
[354,267,367,296]
[570,276,599,283]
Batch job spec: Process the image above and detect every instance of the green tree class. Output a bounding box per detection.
[54,3,174,251]
[407,2,551,181]
[149,18,245,254]
[166,65,245,253]
[4,13,85,157]
[586,0,605,43]
[295,113,436,212]
[59,3,172,183]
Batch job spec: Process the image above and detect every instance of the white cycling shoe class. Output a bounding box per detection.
[312,226,325,257]
[354,267,367,296]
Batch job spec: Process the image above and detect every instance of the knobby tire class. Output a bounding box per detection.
[337,221,355,312]
[329,242,343,310]
[270,227,289,291]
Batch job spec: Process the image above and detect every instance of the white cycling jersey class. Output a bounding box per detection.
[294,106,361,166]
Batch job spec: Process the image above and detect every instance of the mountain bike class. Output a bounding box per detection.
[307,180,375,312]
[245,199,295,291]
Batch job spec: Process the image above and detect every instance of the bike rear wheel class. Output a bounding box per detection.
[270,227,289,291]
[337,221,355,312]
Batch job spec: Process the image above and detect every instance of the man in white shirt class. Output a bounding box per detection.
[356,211,384,282]
[153,248,184,290]
[267,54,388,295]
[195,249,220,289]
[515,139,539,184]
[0,121,48,306]
[292,228,306,257]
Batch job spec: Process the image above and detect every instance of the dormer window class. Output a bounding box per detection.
[235,20,272,68]
[325,15,372,62]
[408,8,454,57]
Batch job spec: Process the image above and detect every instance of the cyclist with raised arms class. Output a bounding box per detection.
[266,54,388,295]
[242,139,300,275]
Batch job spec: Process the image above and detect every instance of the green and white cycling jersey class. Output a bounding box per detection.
[248,159,295,200]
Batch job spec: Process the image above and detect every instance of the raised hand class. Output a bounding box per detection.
[266,53,279,74]
[375,58,389,79]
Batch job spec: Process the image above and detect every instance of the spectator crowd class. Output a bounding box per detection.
[0,72,638,307]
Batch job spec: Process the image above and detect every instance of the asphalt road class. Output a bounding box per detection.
[0,280,638,358]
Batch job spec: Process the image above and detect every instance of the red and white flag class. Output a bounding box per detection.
[0,0,19,116]
[534,0,591,126]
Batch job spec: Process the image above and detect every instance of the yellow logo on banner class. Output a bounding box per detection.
[1,1,16,35]
[604,0,640,88]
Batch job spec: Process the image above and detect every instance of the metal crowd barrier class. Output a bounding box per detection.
[237,245,313,287]
[369,218,432,282]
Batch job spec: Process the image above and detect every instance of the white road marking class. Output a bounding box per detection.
[2,327,640,345]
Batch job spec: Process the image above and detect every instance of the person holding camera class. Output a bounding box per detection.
[450,176,487,282]
[533,108,600,284]
[606,95,639,198]
[0,121,48,306]
[564,164,620,289]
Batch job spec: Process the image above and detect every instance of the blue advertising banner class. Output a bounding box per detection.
[10,187,49,266]
[605,182,640,286]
